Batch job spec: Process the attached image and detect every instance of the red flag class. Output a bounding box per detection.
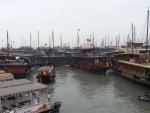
[87,38,91,42]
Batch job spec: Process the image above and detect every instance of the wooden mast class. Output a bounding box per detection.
[30,33,31,48]
[38,30,39,54]
[146,8,149,55]
[7,30,9,60]
[132,23,134,51]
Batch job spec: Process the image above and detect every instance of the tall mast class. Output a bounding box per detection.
[118,34,120,50]
[132,23,134,51]
[49,34,50,48]
[30,32,31,48]
[105,36,106,47]
[52,31,54,49]
[116,36,117,49]
[146,8,149,54]
[60,34,62,48]
[134,26,136,41]
[38,30,39,53]
[77,31,79,48]
[7,30,9,60]
[108,36,109,47]
[93,33,94,48]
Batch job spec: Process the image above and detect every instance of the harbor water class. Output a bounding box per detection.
[27,66,150,113]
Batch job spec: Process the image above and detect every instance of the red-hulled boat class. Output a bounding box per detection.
[0,58,30,79]
[68,48,111,72]
[69,55,110,72]
[36,66,55,83]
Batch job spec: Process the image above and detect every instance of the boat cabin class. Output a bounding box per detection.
[0,82,52,113]
[117,60,150,83]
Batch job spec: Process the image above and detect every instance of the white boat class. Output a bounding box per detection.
[0,81,61,113]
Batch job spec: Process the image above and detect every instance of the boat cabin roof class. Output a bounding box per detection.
[118,60,150,69]
[0,73,14,81]
[38,66,53,71]
[0,79,31,88]
[0,82,47,99]
[0,70,6,74]
[72,55,107,59]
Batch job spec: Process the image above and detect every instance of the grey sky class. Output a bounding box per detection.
[0,0,149,48]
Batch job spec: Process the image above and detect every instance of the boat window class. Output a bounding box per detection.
[145,69,150,77]
[136,67,139,73]
[95,59,98,63]
[132,66,135,71]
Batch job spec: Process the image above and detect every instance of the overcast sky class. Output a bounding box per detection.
[0,0,149,48]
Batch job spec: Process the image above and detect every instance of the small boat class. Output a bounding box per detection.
[138,96,150,102]
[0,80,61,113]
[36,66,55,83]
[106,68,114,76]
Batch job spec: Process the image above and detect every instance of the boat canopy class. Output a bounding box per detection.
[38,66,53,72]
[118,60,150,69]
[0,79,31,88]
[0,83,47,99]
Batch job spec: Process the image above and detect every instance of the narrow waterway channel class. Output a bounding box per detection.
[27,66,150,113]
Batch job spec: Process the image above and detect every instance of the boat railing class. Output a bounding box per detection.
[120,68,146,78]
[1,95,49,112]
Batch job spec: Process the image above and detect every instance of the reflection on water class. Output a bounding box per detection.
[28,66,150,113]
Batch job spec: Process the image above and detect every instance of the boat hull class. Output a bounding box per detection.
[70,63,109,73]
[0,64,29,79]
[13,71,29,78]
[37,76,55,83]
[112,66,150,88]
[138,96,150,102]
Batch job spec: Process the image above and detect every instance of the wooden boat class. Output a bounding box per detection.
[0,58,30,79]
[0,31,30,79]
[112,52,150,87]
[138,96,150,102]
[69,55,110,72]
[0,80,61,113]
[36,66,55,83]
[68,48,111,72]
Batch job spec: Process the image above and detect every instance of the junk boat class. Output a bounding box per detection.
[0,80,61,113]
[68,48,111,73]
[36,66,55,83]
[0,58,30,79]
